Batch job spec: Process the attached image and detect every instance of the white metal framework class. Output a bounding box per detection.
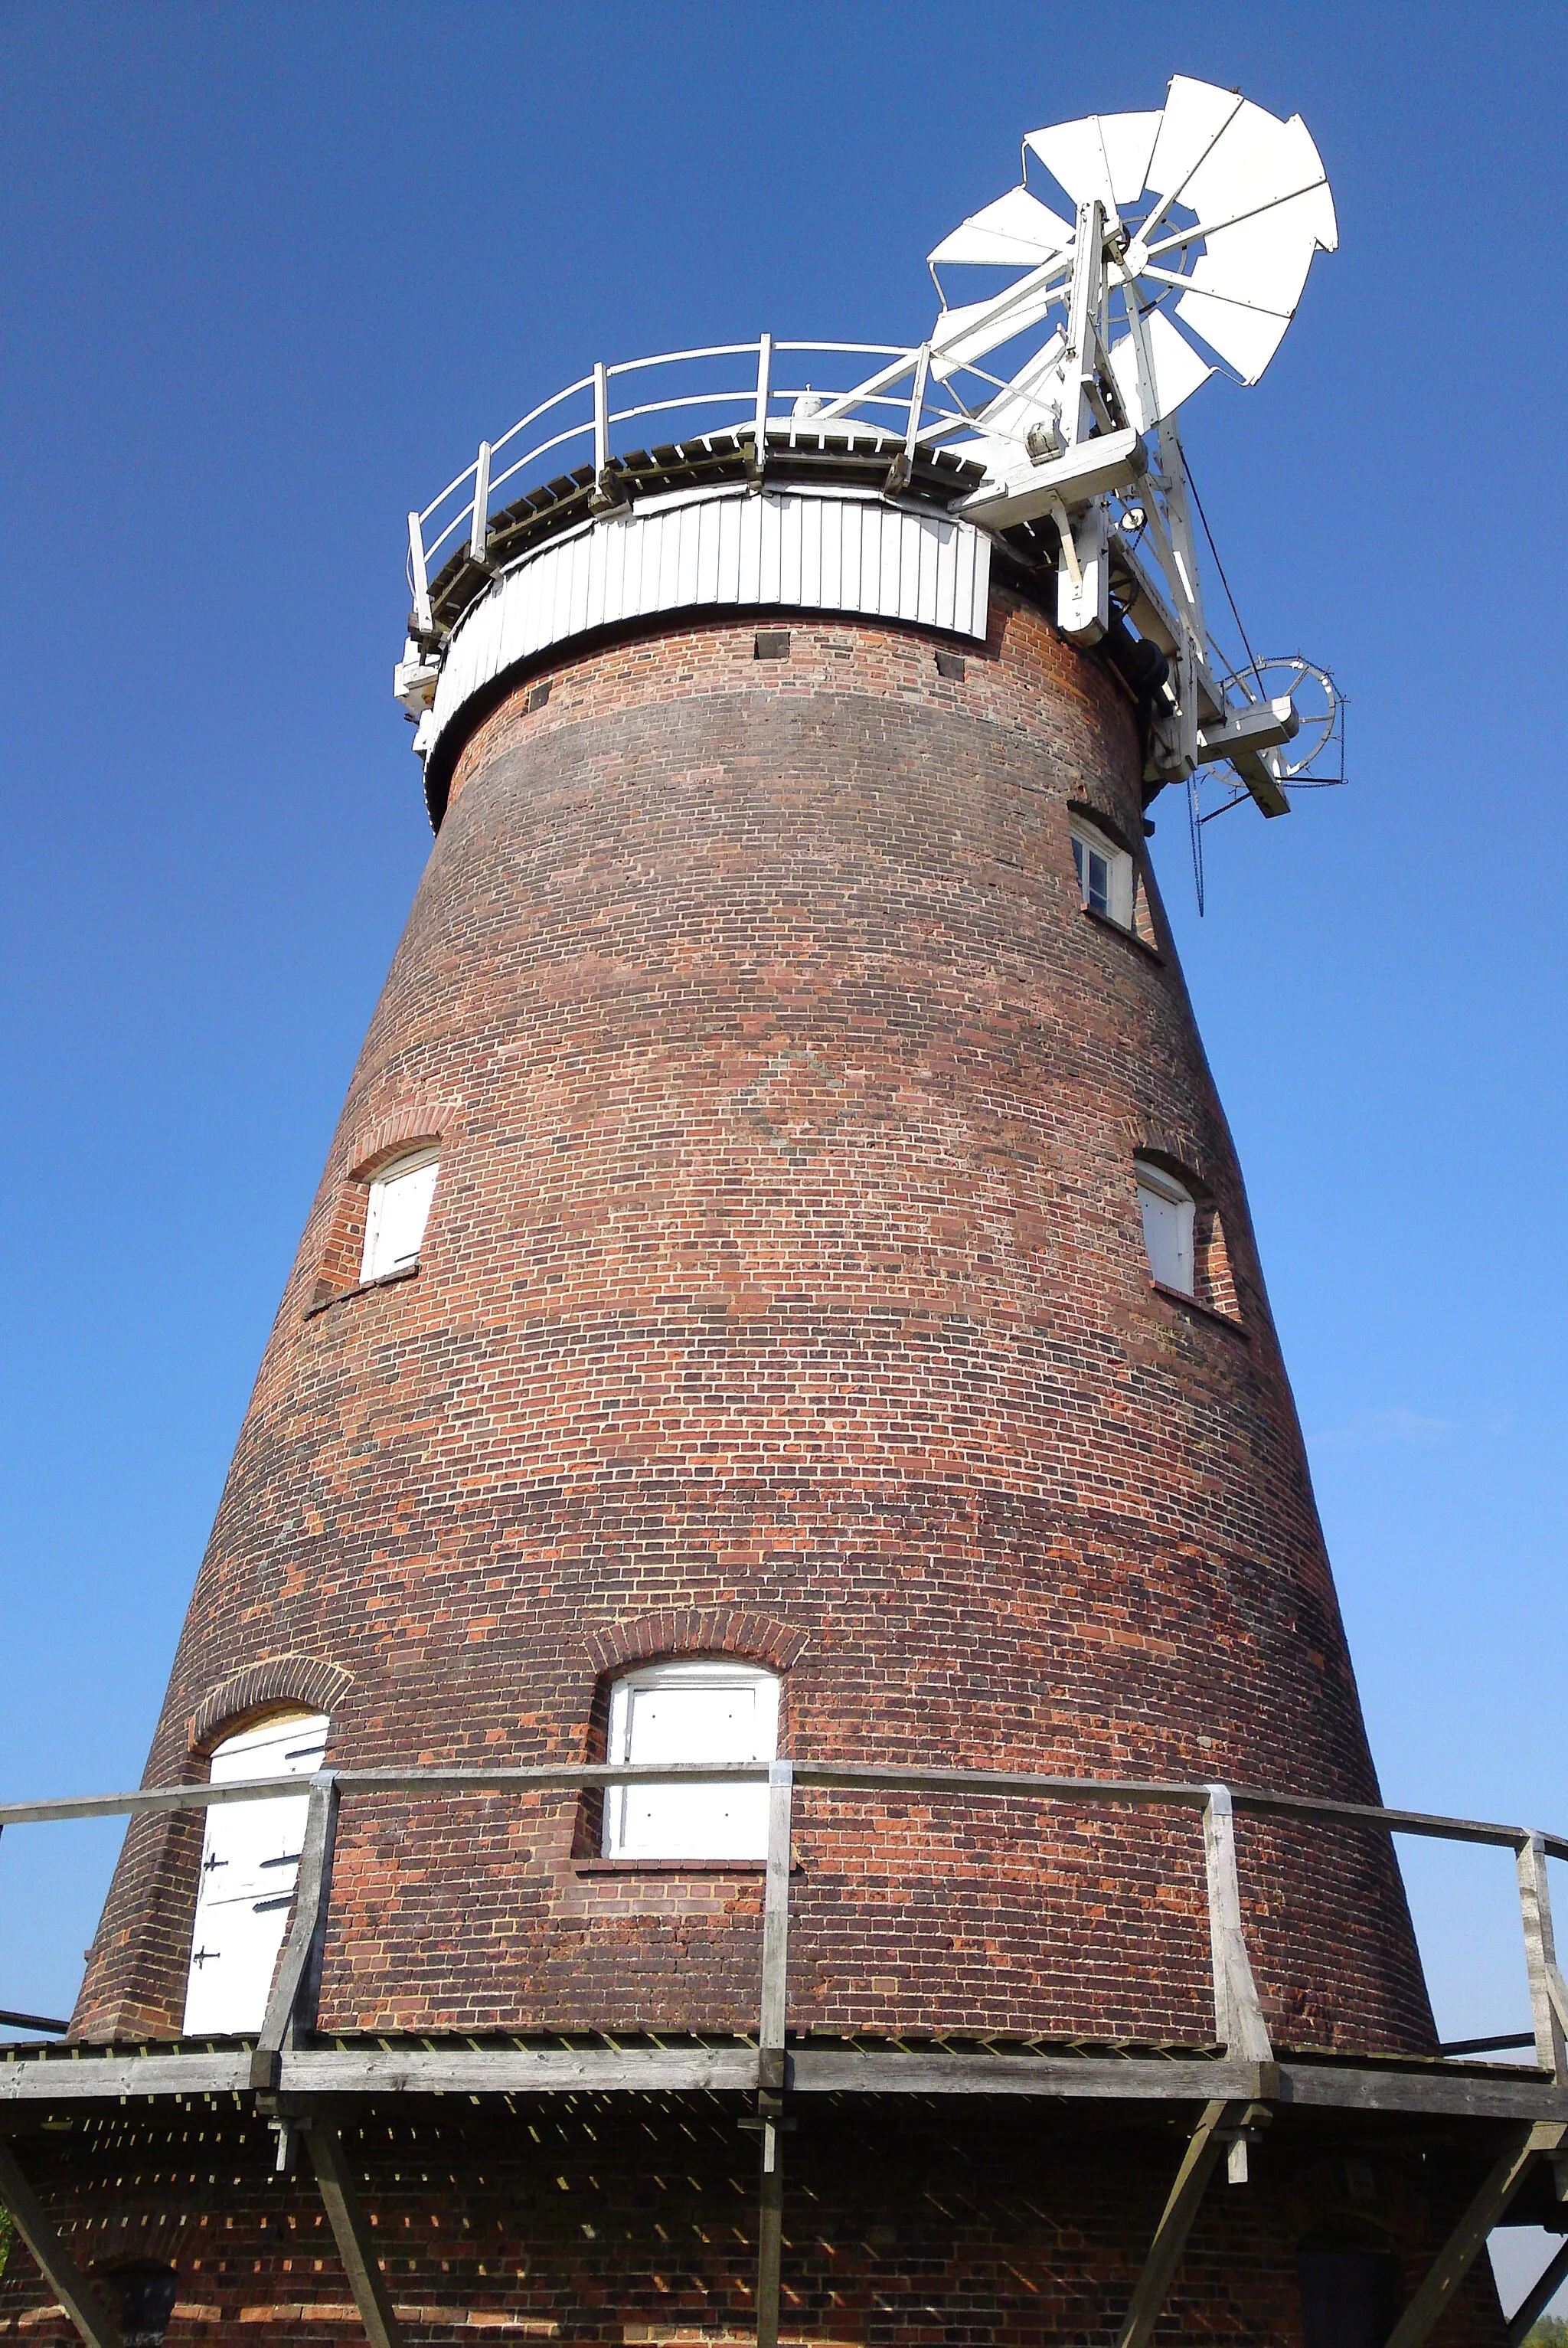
[396,77,1340,827]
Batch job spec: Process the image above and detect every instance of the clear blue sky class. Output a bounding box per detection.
[3,0,1566,2307]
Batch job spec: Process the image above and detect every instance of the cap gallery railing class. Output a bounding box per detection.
[3,1761,1568,2089]
[405,337,994,631]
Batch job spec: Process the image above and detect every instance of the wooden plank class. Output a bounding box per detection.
[0,2052,250,2101]
[1203,1786,1272,2061]
[251,1774,339,2090]
[306,2119,403,2348]
[1385,2122,1566,2348]
[787,2050,1262,2101]
[1116,2099,1240,2348]
[0,2135,125,2348]
[1518,1833,1568,2084]
[1275,2065,1568,2122]
[280,2045,760,2096]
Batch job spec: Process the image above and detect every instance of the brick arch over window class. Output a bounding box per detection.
[342,1104,457,1184]
[187,1656,352,1756]
[586,1611,809,1677]
[311,1105,456,1306]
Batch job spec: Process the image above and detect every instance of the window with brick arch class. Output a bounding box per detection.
[361,1146,439,1281]
[603,1660,780,1861]
[182,1709,329,2036]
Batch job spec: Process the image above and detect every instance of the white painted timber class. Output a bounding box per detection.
[423,486,991,765]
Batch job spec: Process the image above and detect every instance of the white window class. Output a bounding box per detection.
[1071,816,1135,928]
[182,1710,328,2036]
[1136,1159,1196,1295]
[603,1660,780,1862]
[361,1148,439,1282]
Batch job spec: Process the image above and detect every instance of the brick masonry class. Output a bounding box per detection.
[77,589,1433,2056]
[0,2098,1514,2346]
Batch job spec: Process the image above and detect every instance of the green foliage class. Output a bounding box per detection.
[1525,2318,1568,2346]
[0,2202,11,2281]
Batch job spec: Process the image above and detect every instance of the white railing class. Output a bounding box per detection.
[403,337,1027,633]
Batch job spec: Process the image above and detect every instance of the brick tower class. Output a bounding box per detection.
[5,87,1558,2348]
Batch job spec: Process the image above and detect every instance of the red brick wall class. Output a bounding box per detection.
[0,2100,1510,2346]
[76,592,1432,2055]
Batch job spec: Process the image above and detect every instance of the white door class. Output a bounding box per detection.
[605,1663,779,1860]
[182,1711,328,2036]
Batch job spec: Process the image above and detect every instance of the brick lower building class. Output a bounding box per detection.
[2,431,1556,2347]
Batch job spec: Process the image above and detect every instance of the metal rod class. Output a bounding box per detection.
[0,2009,69,2034]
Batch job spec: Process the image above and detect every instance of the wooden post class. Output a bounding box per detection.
[1202,1786,1272,2062]
[250,1771,339,2090]
[468,441,492,564]
[0,2137,124,2348]
[755,1760,793,2348]
[1517,1833,1568,2084]
[1116,2100,1243,2348]
[305,2118,404,2348]
[1384,2121,1566,2348]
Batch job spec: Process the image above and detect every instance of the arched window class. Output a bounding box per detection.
[361,1146,439,1282]
[1135,1157,1195,1295]
[603,1660,780,1862]
[182,1709,328,2036]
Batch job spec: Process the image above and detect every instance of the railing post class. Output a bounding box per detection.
[755,1759,793,2348]
[885,342,931,495]
[593,361,610,479]
[250,1771,340,2091]
[468,441,492,564]
[750,333,773,483]
[1517,1832,1568,2085]
[407,511,433,636]
[1202,1785,1272,2064]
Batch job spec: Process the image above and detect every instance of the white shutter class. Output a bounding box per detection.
[182,1712,328,2037]
[361,1153,439,1281]
[1137,1167,1195,1294]
[604,1665,779,1860]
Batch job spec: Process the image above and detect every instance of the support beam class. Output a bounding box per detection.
[755,1761,794,2348]
[1385,2121,1567,2348]
[251,1771,339,2091]
[0,2137,124,2348]
[1116,2099,1244,2348]
[305,2119,404,2348]
[1508,2232,1568,2348]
